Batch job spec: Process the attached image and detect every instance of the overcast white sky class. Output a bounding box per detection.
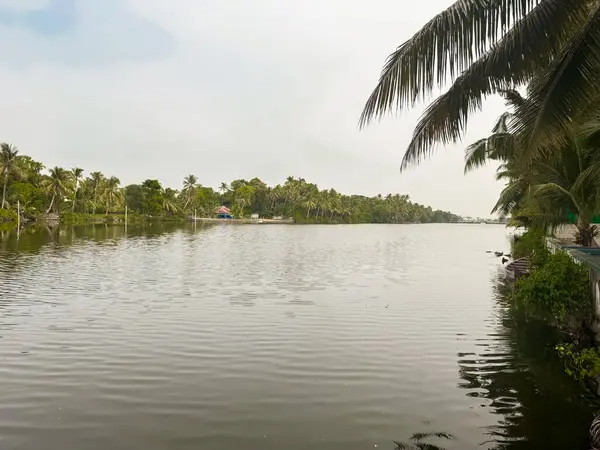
[0,0,506,217]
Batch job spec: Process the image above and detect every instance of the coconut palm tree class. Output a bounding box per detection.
[89,171,105,214]
[493,131,600,246]
[182,175,198,210]
[102,176,123,214]
[360,0,600,169]
[71,167,84,212]
[302,197,316,219]
[0,143,21,209]
[42,167,72,214]
[219,182,230,193]
[162,188,179,214]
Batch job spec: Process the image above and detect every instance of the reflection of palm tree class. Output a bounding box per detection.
[42,167,71,213]
[0,143,21,209]
[455,272,594,449]
[394,432,453,450]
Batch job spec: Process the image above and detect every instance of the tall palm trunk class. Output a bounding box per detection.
[93,186,98,215]
[1,170,8,209]
[46,194,56,214]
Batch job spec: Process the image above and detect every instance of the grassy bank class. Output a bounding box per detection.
[56,212,187,225]
[0,209,188,226]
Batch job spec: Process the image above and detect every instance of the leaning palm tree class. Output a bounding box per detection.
[182,175,198,210]
[360,0,600,169]
[42,167,72,214]
[0,143,22,209]
[162,188,179,214]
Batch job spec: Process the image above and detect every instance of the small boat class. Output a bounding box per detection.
[505,257,531,282]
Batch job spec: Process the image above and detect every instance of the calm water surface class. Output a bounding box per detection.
[0,223,595,449]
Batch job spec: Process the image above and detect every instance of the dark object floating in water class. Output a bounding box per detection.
[494,251,503,257]
[505,253,512,258]
[502,257,509,264]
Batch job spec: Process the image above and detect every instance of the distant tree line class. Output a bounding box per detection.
[0,146,460,224]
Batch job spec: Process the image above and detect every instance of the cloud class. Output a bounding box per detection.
[0,0,505,217]
[0,0,76,36]
[0,0,174,66]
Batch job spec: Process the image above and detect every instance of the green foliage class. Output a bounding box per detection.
[140,179,164,216]
[0,208,17,222]
[514,251,592,326]
[556,343,600,381]
[512,229,550,267]
[0,147,461,224]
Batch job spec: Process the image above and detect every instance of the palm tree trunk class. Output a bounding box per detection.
[1,171,8,209]
[93,187,97,215]
[577,222,597,247]
[307,208,311,219]
[46,194,56,214]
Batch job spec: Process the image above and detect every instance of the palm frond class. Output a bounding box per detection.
[532,183,587,226]
[464,138,489,173]
[492,179,528,214]
[516,3,600,152]
[491,111,513,133]
[499,89,529,111]
[360,0,539,127]
[396,0,587,169]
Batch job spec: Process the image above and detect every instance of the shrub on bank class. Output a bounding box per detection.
[514,251,592,328]
[512,228,550,267]
[0,208,17,222]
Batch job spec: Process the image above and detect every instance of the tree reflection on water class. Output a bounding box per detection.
[394,432,453,449]
[456,271,596,449]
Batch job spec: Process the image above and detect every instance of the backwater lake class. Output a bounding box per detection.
[0,223,596,449]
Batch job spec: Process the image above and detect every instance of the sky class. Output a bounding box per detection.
[0,0,507,217]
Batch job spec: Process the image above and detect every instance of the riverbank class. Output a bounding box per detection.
[189,217,295,224]
[508,229,600,403]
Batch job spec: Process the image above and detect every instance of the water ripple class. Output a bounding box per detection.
[0,224,593,450]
